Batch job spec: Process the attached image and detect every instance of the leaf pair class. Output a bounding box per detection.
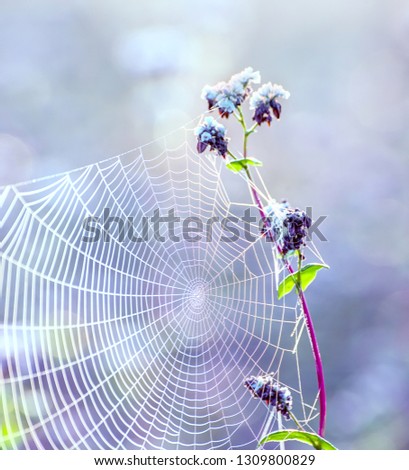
[278,263,329,300]
[226,157,262,173]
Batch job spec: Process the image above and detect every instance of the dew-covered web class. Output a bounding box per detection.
[0,118,325,449]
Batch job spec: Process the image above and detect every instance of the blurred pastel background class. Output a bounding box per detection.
[0,0,408,449]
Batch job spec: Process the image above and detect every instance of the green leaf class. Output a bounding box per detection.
[299,263,329,290]
[277,273,297,299]
[226,158,263,173]
[259,430,337,450]
[277,263,329,300]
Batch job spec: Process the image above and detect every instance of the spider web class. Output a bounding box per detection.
[0,118,325,450]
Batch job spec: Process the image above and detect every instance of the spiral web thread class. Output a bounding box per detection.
[0,117,325,449]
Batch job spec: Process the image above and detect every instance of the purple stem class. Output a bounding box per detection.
[250,186,327,437]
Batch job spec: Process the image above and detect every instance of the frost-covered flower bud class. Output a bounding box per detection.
[244,374,293,420]
[229,66,261,104]
[281,208,312,254]
[201,82,226,110]
[264,200,311,255]
[216,84,243,118]
[250,83,290,125]
[201,67,261,118]
[194,116,229,158]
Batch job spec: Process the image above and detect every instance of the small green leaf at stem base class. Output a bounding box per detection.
[226,158,263,173]
[259,430,337,450]
[277,263,329,300]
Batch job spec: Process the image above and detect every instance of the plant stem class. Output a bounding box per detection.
[237,108,248,158]
[237,108,327,437]
[250,172,326,438]
[247,122,258,134]
[289,412,304,432]
[227,149,237,160]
